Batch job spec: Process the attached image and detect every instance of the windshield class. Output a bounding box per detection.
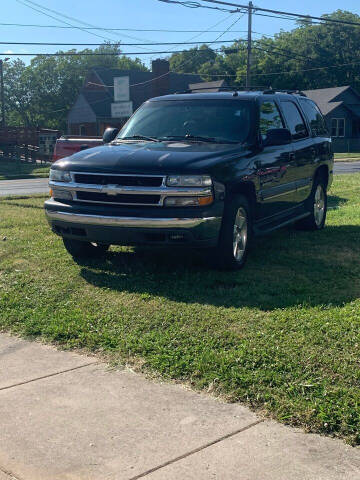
[117,99,253,144]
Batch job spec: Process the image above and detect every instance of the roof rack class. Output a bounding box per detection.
[175,85,270,95]
[263,88,307,97]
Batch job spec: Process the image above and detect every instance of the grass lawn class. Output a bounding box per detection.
[334,152,360,162]
[0,174,359,444]
[0,159,50,180]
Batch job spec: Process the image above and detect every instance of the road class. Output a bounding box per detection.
[0,162,359,196]
[333,161,360,175]
[0,177,49,196]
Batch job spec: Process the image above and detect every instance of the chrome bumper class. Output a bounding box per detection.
[45,209,218,229]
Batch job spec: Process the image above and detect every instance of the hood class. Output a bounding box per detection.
[52,141,247,175]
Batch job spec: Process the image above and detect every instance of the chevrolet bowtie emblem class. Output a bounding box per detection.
[101,185,119,195]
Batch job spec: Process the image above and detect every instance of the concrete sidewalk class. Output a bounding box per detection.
[0,334,359,480]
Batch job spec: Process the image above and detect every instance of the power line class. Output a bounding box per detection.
[157,0,238,13]
[198,0,360,28]
[213,12,246,42]
[0,22,266,34]
[0,40,242,46]
[15,0,117,43]
[16,0,156,54]
[130,13,248,88]
[0,47,243,57]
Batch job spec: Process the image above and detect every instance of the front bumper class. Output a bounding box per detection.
[44,199,222,247]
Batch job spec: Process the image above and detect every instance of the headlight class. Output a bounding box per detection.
[166,175,212,187]
[49,169,71,183]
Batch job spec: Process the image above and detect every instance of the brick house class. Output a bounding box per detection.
[67,59,202,136]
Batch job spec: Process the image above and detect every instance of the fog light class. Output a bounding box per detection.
[164,195,213,207]
[164,196,199,207]
[52,188,73,201]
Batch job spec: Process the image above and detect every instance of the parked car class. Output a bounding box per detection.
[45,90,333,270]
[52,135,103,161]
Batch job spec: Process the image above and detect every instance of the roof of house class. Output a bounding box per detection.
[303,86,351,104]
[304,86,360,117]
[188,79,227,92]
[72,67,203,120]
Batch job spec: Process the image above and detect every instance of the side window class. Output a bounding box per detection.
[331,118,345,137]
[299,99,328,136]
[259,101,284,139]
[280,101,308,140]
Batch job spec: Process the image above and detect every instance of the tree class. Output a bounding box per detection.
[3,43,148,131]
[169,45,217,74]
[170,10,360,92]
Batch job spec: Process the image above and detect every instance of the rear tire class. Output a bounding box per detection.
[63,238,109,259]
[211,194,252,270]
[295,176,327,230]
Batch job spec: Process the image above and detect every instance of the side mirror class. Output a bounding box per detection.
[103,127,119,144]
[263,128,292,147]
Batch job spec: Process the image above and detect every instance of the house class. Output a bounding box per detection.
[304,86,360,152]
[67,59,202,136]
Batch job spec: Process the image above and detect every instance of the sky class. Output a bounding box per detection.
[1,0,360,67]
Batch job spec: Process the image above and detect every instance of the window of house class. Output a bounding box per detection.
[280,101,308,140]
[299,98,328,136]
[79,125,86,136]
[259,101,284,139]
[331,118,345,137]
[352,120,360,137]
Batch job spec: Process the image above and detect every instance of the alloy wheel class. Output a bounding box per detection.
[233,207,248,262]
[314,184,325,227]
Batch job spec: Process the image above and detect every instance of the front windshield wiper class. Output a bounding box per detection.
[118,135,160,142]
[160,135,238,144]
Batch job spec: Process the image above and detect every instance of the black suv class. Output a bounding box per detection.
[45,90,333,269]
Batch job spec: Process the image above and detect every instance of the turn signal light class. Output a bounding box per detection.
[198,195,214,206]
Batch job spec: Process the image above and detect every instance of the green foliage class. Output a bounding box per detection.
[3,43,148,132]
[168,10,360,91]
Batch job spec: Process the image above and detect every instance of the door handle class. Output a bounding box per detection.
[310,147,316,159]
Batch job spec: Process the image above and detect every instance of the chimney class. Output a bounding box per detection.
[151,59,170,98]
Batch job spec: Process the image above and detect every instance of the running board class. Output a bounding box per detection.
[253,212,311,236]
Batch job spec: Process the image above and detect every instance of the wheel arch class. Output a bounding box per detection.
[226,181,257,216]
[314,164,329,188]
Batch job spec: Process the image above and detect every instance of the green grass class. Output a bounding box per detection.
[0,159,50,180]
[334,152,360,162]
[0,175,359,444]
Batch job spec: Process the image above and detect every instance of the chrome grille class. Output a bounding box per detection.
[74,173,163,187]
[49,171,212,207]
[76,191,161,205]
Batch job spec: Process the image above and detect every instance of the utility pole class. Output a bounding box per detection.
[246,1,253,89]
[0,58,9,128]
[0,60,5,128]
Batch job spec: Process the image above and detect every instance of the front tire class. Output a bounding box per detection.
[296,176,327,230]
[62,238,109,259]
[212,194,252,270]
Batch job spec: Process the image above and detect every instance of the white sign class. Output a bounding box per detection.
[111,102,133,118]
[114,76,130,102]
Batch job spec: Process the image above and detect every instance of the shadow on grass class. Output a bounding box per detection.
[79,221,360,310]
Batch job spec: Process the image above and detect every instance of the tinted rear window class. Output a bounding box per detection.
[299,99,328,136]
[280,101,308,140]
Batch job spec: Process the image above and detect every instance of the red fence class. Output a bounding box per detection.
[0,127,60,162]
